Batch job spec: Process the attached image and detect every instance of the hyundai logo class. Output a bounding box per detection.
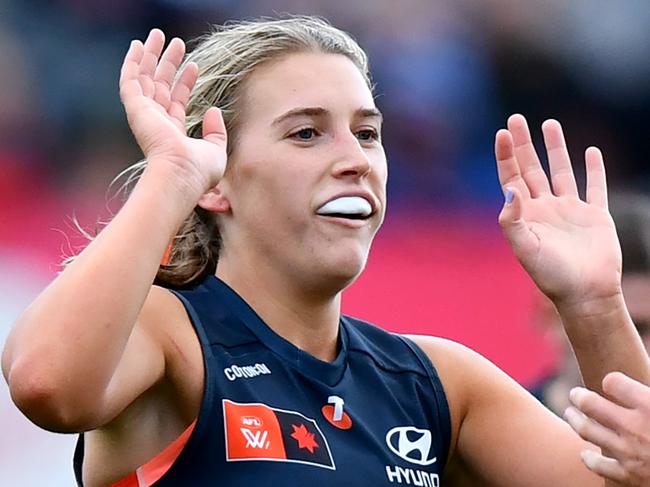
[385,426,437,466]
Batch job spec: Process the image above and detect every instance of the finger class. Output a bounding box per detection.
[569,386,630,432]
[498,186,538,256]
[168,62,199,126]
[507,114,552,197]
[541,119,578,198]
[581,450,628,483]
[202,107,228,146]
[139,29,166,78]
[119,40,145,101]
[495,128,531,199]
[585,146,608,209]
[120,39,145,83]
[564,406,623,454]
[603,371,649,410]
[154,37,186,90]
[138,29,166,98]
[153,37,186,109]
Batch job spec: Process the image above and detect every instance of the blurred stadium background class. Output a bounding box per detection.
[1,0,649,484]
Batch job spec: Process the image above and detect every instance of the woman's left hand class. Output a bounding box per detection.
[495,114,622,311]
[564,372,650,485]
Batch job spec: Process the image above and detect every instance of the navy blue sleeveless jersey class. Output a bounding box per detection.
[75,276,451,486]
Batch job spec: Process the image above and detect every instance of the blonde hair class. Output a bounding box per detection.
[74,16,372,288]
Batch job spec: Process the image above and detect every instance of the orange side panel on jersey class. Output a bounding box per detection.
[160,243,172,265]
[109,420,196,487]
[224,400,287,460]
[110,472,139,487]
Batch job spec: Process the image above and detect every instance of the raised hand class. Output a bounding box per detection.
[120,29,227,197]
[565,372,650,486]
[495,114,621,309]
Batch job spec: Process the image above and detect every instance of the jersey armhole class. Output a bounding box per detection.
[72,421,196,487]
[396,334,452,468]
[111,421,196,487]
[72,289,213,487]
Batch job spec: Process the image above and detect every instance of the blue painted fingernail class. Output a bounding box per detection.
[505,188,514,204]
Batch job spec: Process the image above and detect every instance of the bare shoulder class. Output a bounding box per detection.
[404,334,483,373]
[137,285,191,342]
[404,335,498,390]
[404,334,524,404]
[404,335,602,486]
[403,335,494,456]
[136,284,204,418]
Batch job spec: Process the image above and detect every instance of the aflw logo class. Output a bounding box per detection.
[241,428,270,449]
[224,363,271,381]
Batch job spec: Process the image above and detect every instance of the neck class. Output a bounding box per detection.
[216,256,342,363]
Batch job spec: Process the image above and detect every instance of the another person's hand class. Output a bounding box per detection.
[494,115,622,313]
[120,29,227,199]
[564,371,650,485]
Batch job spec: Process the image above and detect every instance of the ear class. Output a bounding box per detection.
[197,183,230,213]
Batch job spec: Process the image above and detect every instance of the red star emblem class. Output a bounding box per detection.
[290,424,319,453]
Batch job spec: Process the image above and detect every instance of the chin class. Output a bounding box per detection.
[311,249,369,293]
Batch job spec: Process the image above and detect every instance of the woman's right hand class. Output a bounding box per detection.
[120,29,227,198]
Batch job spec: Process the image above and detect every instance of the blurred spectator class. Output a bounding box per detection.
[1,0,648,207]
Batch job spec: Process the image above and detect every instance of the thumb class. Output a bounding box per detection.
[498,187,534,252]
[202,107,228,147]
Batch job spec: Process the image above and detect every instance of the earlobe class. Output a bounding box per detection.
[198,187,231,213]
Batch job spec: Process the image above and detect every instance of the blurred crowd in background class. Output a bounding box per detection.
[1,0,649,484]
[2,0,649,209]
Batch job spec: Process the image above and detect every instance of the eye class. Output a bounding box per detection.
[290,127,318,141]
[356,129,379,142]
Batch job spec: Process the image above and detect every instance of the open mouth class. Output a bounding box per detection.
[316,196,375,221]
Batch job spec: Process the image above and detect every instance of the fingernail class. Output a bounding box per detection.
[581,450,597,470]
[504,188,514,204]
[569,386,584,404]
[569,387,580,404]
[562,407,573,421]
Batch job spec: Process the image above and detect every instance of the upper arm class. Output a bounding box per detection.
[409,335,604,487]
[96,308,166,427]
[79,288,203,485]
[96,285,199,429]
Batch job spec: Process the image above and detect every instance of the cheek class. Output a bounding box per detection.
[372,150,388,181]
[235,169,311,231]
[228,142,316,236]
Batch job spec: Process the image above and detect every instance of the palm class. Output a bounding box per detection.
[119,30,226,193]
[496,116,622,305]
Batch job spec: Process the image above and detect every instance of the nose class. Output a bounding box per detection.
[331,132,372,179]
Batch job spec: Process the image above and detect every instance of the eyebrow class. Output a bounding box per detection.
[271,106,383,126]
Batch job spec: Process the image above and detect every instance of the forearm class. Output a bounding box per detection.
[558,295,650,487]
[2,163,198,413]
[559,293,650,394]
